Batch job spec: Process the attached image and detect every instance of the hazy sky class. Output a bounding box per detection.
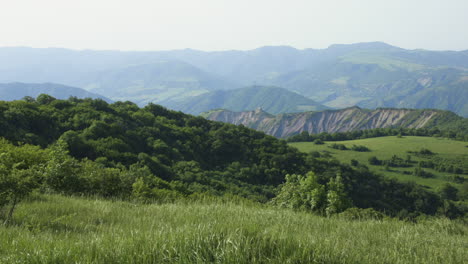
[1,0,467,51]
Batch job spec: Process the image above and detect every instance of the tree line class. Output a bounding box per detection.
[287,126,468,143]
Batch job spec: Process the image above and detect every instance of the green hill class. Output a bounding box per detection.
[1,97,467,262]
[0,97,453,217]
[290,136,468,191]
[165,86,328,114]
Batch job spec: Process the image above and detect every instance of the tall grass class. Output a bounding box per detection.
[1,194,467,263]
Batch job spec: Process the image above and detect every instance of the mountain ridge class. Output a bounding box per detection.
[1,43,467,115]
[203,107,464,138]
[0,82,111,102]
[165,85,328,114]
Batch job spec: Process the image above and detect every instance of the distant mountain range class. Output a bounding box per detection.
[1,42,467,116]
[165,86,328,115]
[0,82,111,102]
[202,107,465,138]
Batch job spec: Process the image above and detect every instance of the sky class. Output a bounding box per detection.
[0,0,467,51]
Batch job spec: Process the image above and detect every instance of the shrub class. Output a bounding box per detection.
[368,156,382,165]
[329,143,348,150]
[351,145,370,152]
[338,207,385,221]
[313,139,324,145]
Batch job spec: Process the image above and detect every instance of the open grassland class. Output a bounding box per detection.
[290,136,468,190]
[1,194,467,264]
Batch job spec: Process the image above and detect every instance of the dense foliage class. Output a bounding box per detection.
[0,96,465,221]
[0,96,310,200]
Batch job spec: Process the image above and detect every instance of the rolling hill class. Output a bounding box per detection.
[0,82,111,102]
[290,136,468,191]
[165,86,328,114]
[203,107,465,138]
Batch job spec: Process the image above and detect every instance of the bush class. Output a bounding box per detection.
[351,145,370,152]
[313,139,324,145]
[338,207,385,221]
[419,148,434,155]
[368,156,382,165]
[329,143,348,150]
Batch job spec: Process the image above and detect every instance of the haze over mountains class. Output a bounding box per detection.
[166,86,328,115]
[0,82,111,102]
[1,42,467,116]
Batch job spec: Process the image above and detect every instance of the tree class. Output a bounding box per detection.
[272,172,328,214]
[0,139,45,224]
[36,94,56,105]
[326,174,350,216]
[0,167,40,224]
[43,140,84,194]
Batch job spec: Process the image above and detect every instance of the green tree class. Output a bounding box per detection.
[272,172,327,213]
[0,139,45,224]
[43,140,84,194]
[0,167,40,224]
[326,174,350,216]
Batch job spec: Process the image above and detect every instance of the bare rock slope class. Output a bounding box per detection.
[203,107,455,138]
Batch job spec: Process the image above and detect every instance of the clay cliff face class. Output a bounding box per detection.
[204,107,444,138]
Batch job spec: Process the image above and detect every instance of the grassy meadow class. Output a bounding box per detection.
[290,136,468,190]
[1,194,467,264]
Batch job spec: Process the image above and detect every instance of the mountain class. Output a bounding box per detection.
[270,56,468,117]
[203,107,464,138]
[1,43,468,115]
[0,82,111,102]
[85,61,239,106]
[164,86,328,115]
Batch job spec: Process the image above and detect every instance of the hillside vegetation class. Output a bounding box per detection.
[1,194,466,264]
[0,96,461,220]
[1,96,467,263]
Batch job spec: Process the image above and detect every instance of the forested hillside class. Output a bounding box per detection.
[1,96,461,220]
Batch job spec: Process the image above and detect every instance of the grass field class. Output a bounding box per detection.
[290,136,468,190]
[1,194,467,263]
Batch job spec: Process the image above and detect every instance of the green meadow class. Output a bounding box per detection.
[290,136,468,190]
[1,194,467,264]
